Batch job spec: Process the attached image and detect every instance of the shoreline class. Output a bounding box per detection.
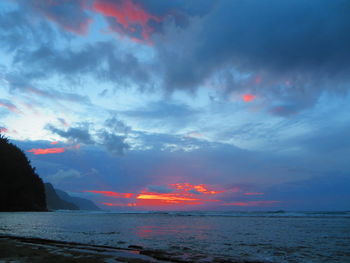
[0,235,265,263]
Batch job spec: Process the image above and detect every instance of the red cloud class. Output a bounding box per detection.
[170,183,224,195]
[27,144,80,155]
[135,199,204,207]
[89,183,274,209]
[86,190,134,198]
[136,190,220,207]
[0,127,8,133]
[51,141,59,145]
[28,147,66,155]
[242,94,256,102]
[93,0,161,42]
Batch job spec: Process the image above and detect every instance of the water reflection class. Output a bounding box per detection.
[136,223,211,240]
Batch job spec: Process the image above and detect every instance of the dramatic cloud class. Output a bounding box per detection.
[1,1,350,211]
[46,123,94,145]
[46,117,130,155]
[83,182,278,209]
[153,0,350,112]
[93,0,161,42]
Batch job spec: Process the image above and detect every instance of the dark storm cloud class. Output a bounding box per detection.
[97,131,129,156]
[46,123,94,145]
[46,117,130,156]
[0,1,153,91]
[157,0,350,86]
[2,0,350,114]
[151,0,350,112]
[0,6,55,52]
[11,41,152,88]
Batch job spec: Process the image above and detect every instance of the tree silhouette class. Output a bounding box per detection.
[0,134,47,211]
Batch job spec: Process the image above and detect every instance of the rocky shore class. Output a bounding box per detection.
[0,235,265,263]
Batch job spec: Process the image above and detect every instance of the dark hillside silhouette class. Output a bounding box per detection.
[44,183,79,210]
[0,134,47,211]
[55,188,101,211]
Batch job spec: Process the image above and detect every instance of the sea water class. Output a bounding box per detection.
[0,211,349,262]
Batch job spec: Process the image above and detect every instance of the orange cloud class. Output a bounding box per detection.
[170,183,224,195]
[135,190,220,208]
[89,183,229,209]
[27,144,79,155]
[86,190,133,198]
[93,0,161,42]
[51,141,59,145]
[28,147,66,155]
[242,94,256,102]
[137,193,201,202]
[135,199,204,207]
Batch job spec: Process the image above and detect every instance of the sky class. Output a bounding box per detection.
[0,0,349,211]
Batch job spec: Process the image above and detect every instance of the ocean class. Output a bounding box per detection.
[0,211,349,262]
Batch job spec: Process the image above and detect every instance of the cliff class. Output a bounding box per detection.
[55,188,101,211]
[44,183,79,210]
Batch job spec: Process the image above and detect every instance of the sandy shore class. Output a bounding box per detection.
[0,235,265,263]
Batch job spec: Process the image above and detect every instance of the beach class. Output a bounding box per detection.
[1,211,349,263]
[0,235,265,263]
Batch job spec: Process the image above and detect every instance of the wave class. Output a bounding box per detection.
[69,210,350,218]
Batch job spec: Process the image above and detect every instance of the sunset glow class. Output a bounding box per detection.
[1,0,349,213]
[83,183,277,209]
[93,0,161,41]
[242,94,256,102]
[27,147,66,155]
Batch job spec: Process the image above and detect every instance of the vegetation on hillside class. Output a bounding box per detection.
[0,134,47,211]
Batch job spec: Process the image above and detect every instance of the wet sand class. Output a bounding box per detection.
[0,235,160,263]
[0,235,264,263]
